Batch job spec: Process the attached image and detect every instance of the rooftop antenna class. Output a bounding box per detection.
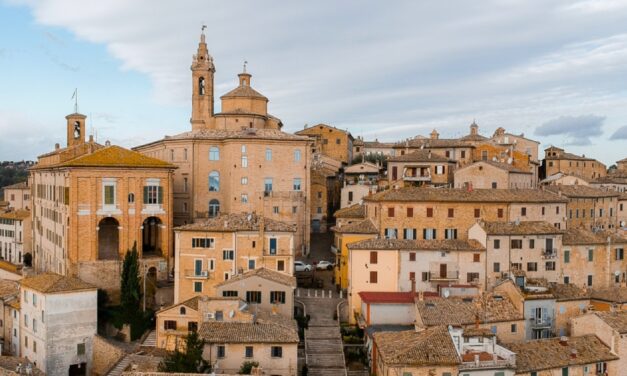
[71,88,78,113]
[243,60,248,73]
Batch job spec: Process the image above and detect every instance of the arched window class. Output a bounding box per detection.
[128,193,135,203]
[199,77,205,95]
[180,307,186,315]
[209,171,220,192]
[209,146,220,161]
[209,199,220,217]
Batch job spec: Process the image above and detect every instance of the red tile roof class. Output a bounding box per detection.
[359,291,415,304]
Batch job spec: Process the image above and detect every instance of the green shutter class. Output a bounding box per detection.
[157,186,163,204]
[143,186,148,204]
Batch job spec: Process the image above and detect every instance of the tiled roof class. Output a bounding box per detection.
[1,181,28,190]
[331,219,378,234]
[198,315,299,344]
[59,145,175,169]
[562,228,627,245]
[595,311,627,334]
[365,187,567,203]
[347,238,485,252]
[388,150,454,163]
[545,151,597,161]
[296,123,353,138]
[344,162,380,174]
[395,137,474,149]
[0,209,30,221]
[0,356,45,376]
[540,172,589,184]
[590,287,627,303]
[216,267,296,288]
[364,140,395,148]
[504,335,618,373]
[545,185,618,198]
[334,204,365,219]
[373,326,460,367]
[0,279,19,300]
[220,84,268,100]
[462,327,495,337]
[591,175,627,184]
[479,221,562,236]
[7,297,20,310]
[464,160,532,174]
[548,283,590,301]
[358,291,417,304]
[20,273,96,293]
[175,213,296,233]
[136,129,310,148]
[416,294,523,326]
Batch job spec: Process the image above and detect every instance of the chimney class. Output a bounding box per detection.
[430,129,439,140]
[570,349,578,359]
[559,336,569,346]
[55,143,60,150]
[89,135,94,143]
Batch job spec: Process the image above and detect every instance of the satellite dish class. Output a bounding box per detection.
[443,289,450,298]
[615,271,621,277]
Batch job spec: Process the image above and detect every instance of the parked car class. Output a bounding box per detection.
[316,260,335,270]
[294,261,312,272]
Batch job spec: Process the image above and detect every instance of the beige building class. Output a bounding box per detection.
[30,112,176,298]
[173,213,295,304]
[134,33,312,253]
[156,296,299,375]
[469,221,564,288]
[454,160,535,189]
[341,162,380,208]
[352,138,396,159]
[571,311,627,374]
[2,182,30,210]
[0,279,19,355]
[0,210,31,265]
[491,126,541,163]
[544,146,607,180]
[561,228,627,288]
[296,123,353,165]
[388,150,456,187]
[363,187,568,242]
[540,172,590,186]
[546,185,620,231]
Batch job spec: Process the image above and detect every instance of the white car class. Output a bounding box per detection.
[316,260,335,270]
[294,261,312,272]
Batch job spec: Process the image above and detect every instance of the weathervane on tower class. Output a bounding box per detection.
[243,60,248,73]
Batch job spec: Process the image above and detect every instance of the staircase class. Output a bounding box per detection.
[141,330,156,347]
[106,354,132,376]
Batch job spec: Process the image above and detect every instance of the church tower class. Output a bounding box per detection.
[191,30,215,131]
[66,113,86,147]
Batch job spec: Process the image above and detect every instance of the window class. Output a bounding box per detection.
[370,271,378,283]
[194,282,202,292]
[241,177,248,185]
[192,238,214,248]
[561,367,568,376]
[494,239,501,249]
[277,260,285,271]
[217,345,226,358]
[370,251,378,264]
[264,178,273,192]
[273,206,279,214]
[588,275,593,286]
[527,262,537,272]
[294,149,301,162]
[246,291,262,304]
[271,346,283,358]
[32,294,37,307]
[245,346,254,358]
[474,208,480,218]
[215,311,223,321]
[473,253,480,262]
[588,249,594,262]
[103,182,115,206]
[184,148,188,160]
[33,341,36,353]
[248,259,256,270]
[521,207,527,216]
[241,194,248,204]
[426,207,433,217]
[32,318,36,332]
[467,272,479,282]
[222,292,238,299]
[164,320,177,330]
[481,150,488,160]
[209,146,220,160]
[404,228,417,240]
[269,238,277,255]
[77,343,85,355]
[266,148,273,161]
[422,272,429,281]
[542,207,545,215]
[336,138,341,144]
[409,252,416,261]
[494,262,500,272]
[241,155,248,168]
[270,291,286,304]
[546,261,556,271]
[491,182,497,189]
[445,228,458,240]
[208,171,220,192]
[144,184,163,205]
[497,208,504,218]
[209,199,220,217]
[384,228,398,239]
[448,208,454,218]
[616,248,624,260]
[409,272,415,280]
[223,250,234,260]
[188,322,198,332]
[388,207,395,217]
[511,239,522,249]
[564,276,570,284]
[423,228,436,240]
[564,250,570,263]
[293,178,302,191]
[128,193,135,203]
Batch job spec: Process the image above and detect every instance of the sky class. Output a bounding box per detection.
[1,1,627,165]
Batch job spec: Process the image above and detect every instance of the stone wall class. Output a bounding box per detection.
[92,336,125,376]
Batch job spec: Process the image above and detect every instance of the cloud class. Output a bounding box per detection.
[611,125,627,139]
[535,114,605,145]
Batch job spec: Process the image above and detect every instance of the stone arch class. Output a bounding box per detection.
[98,217,119,260]
[142,217,162,256]
[209,199,220,217]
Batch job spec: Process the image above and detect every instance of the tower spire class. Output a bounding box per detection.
[191,28,216,131]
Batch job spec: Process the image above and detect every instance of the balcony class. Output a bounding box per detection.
[529,317,552,328]
[460,358,516,370]
[541,248,557,259]
[429,270,459,281]
[459,344,516,370]
[184,269,211,279]
[263,191,305,201]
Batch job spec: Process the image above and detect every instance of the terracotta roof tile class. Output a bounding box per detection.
[175,212,295,233]
[395,138,474,149]
[136,129,311,149]
[373,326,460,366]
[59,145,175,169]
[548,283,590,301]
[216,267,296,288]
[0,209,30,221]
[220,85,268,100]
[331,219,378,234]
[562,228,627,245]
[365,187,567,203]
[198,315,299,344]
[0,279,19,300]
[479,221,562,236]
[347,239,485,252]
[21,273,96,293]
[334,204,365,219]
[594,311,627,334]
[358,291,417,304]
[504,335,618,373]
[545,185,619,198]
[590,287,627,303]
[462,160,532,174]
[416,294,523,326]
[389,150,454,163]
[1,181,28,190]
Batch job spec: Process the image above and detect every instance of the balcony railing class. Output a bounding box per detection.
[529,317,552,328]
[460,359,516,370]
[184,269,211,279]
[403,174,431,182]
[541,248,557,259]
[429,270,459,281]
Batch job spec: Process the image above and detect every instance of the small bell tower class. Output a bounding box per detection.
[191,26,216,131]
[66,113,86,147]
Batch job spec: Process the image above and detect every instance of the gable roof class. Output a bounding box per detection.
[590,287,627,304]
[344,162,380,174]
[373,326,460,367]
[388,150,454,163]
[594,311,627,334]
[358,291,418,304]
[20,273,95,294]
[2,181,28,190]
[0,279,19,300]
[0,209,30,221]
[216,267,296,288]
[334,204,365,219]
[347,238,484,252]
[562,228,627,245]
[175,212,296,233]
[416,294,523,326]
[458,160,532,174]
[365,187,567,203]
[58,145,175,169]
[545,185,619,198]
[198,313,299,344]
[331,218,378,234]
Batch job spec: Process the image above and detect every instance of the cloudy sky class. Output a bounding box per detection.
[1,0,627,165]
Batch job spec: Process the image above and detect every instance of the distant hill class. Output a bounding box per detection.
[0,161,33,201]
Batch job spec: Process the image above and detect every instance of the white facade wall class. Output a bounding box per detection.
[360,302,414,325]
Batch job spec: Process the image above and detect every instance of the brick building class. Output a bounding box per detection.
[572,311,627,374]
[546,185,620,231]
[296,123,353,164]
[0,209,31,265]
[387,150,456,187]
[2,182,30,210]
[544,146,607,180]
[454,160,535,189]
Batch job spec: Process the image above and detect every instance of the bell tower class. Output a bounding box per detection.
[66,113,86,147]
[191,28,215,131]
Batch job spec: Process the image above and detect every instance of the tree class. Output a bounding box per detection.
[238,361,259,374]
[159,331,208,373]
[120,243,141,323]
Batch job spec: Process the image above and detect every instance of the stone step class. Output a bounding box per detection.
[306,353,346,368]
[306,339,343,353]
[106,355,132,376]
[141,330,156,347]
[308,368,347,376]
[306,327,342,340]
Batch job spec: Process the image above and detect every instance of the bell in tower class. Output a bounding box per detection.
[66,113,87,147]
[191,26,216,131]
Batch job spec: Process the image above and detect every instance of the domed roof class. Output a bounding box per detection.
[220,72,268,101]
